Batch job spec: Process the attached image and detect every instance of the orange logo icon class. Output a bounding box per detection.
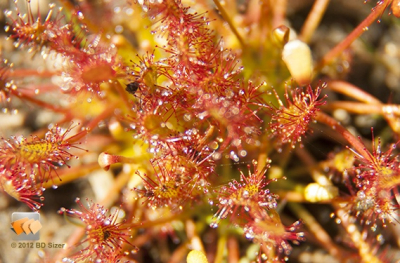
[11,217,42,235]
[11,212,41,240]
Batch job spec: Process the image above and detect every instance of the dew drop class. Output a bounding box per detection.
[210,222,218,228]
[131,247,140,254]
[77,11,84,20]
[115,25,123,33]
[60,85,72,92]
[357,191,366,199]
[126,8,134,15]
[245,232,254,239]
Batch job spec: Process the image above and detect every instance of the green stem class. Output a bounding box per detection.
[212,0,245,48]
[214,233,227,263]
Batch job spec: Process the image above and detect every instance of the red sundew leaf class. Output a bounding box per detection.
[345,129,400,225]
[0,124,84,185]
[0,59,15,113]
[5,1,66,55]
[244,215,304,261]
[268,84,327,148]
[59,198,136,262]
[0,165,44,211]
[211,159,278,227]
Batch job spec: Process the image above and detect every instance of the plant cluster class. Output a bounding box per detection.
[1,0,400,262]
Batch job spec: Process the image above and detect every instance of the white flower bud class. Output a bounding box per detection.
[282,40,313,86]
[304,183,338,203]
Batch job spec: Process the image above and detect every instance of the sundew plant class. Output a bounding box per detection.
[2,0,400,262]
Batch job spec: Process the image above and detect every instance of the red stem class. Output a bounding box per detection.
[327,80,382,105]
[12,90,67,113]
[316,1,392,71]
[324,101,382,114]
[113,81,133,111]
[52,228,85,262]
[315,111,372,162]
[66,102,118,143]
[299,0,331,43]
[9,69,58,78]
[272,0,287,29]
